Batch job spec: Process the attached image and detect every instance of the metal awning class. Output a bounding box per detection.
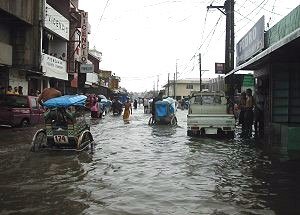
[226,28,300,77]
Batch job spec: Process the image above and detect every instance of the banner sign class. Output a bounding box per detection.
[215,63,225,74]
[41,53,68,80]
[81,12,88,63]
[44,3,69,40]
[80,64,94,73]
[236,16,265,66]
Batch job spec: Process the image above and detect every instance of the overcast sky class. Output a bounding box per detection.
[79,0,300,92]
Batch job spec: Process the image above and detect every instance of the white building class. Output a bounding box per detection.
[163,78,210,100]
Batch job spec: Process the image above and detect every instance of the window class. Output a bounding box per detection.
[186,84,193,89]
[194,95,221,105]
[0,95,29,108]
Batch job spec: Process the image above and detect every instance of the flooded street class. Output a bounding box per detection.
[0,107,300,215]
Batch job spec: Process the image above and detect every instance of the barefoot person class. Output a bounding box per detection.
[123,98,132,123]
[37,78,62,106]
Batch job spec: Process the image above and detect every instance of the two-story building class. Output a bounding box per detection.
[0,0,41,95]
[163,79,210,100]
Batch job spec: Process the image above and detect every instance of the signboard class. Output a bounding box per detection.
[99,70,112,78]
[44,3,69,40]
[215,63,225,74]
[80,64,94,73]
[236,16,265,66]
[86,72,98,85]
[80,12,88,63]
[41,53,68,80]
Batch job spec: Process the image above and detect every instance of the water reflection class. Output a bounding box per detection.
[0,108,300,214]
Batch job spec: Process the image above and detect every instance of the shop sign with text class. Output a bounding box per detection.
[236,16,265,66]
[215,63,225,74]
[44,3,69,40]
[80,64,94,73]
[41,53,68,80]
[81,12,88,63]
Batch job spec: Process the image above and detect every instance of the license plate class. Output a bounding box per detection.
[205,128,218,134]
[54,135,68,144]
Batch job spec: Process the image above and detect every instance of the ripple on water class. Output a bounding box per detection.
[0,108,299,214]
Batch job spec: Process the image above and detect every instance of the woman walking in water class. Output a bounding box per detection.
[123,98,132,123]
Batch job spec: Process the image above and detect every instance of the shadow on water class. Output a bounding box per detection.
[150,124,177,138]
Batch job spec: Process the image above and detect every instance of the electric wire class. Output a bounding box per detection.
[236,0,270,33]
[177,11,221,78]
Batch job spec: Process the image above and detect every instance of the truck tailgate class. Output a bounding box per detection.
[187,114,235,126]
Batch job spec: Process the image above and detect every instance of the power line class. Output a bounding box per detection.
[99,0,111,24]
[203,15,223,54]
[236,0,270,33]
[178,12,223,77]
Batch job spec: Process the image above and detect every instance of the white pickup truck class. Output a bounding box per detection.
[187,92,235,138]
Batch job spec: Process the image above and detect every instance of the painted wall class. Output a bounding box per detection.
[9,69,28,95]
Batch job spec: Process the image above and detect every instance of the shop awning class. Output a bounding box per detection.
[226,27,300,77]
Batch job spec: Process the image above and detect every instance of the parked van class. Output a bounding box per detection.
[0,95,44,127]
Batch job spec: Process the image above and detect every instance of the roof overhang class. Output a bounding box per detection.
[226,27,300,77]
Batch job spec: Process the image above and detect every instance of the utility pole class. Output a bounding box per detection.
[153,81,155,95]
[176,59,178,81]
[157,75,159,95]
[207,0,234,73]
[173,73,176,99]
[199,53,202,92]
[167,73,170,97]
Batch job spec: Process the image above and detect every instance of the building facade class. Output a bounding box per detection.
[163,79,210,100]
[228,5,300,150]
[0,0,112,96]
[0,0,41,95]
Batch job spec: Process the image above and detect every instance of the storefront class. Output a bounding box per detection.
[227,6,300,150]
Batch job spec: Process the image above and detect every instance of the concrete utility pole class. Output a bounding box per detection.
[198,53,209,92]
[199,53,202,92]
[173,73,176,99]
[167,73,170,97]
[157,75,159,95]
[207,0,234,73]
[174,59,178,99]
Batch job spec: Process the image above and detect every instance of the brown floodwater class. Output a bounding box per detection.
[0,107,300,215]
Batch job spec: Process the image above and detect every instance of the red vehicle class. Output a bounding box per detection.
[0,94,44,127]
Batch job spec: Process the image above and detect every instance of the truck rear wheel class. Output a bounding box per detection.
[227,131,235,139]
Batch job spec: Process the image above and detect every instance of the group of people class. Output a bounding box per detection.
[0,85,43,97]
[1,85,23,95]
[237,88,264,138]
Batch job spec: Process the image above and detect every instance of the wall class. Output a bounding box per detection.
[0,23,10,43]
[271,62,300,123]
[9,69,28,95]
[47,0,69,19]
[0,0,34,24]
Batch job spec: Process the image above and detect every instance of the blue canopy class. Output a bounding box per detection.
[155,100,175,117]
[43,95,87,108]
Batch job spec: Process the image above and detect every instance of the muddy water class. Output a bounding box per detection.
[0,107,299,215]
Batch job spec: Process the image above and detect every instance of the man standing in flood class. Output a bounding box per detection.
[37,78,62,106]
